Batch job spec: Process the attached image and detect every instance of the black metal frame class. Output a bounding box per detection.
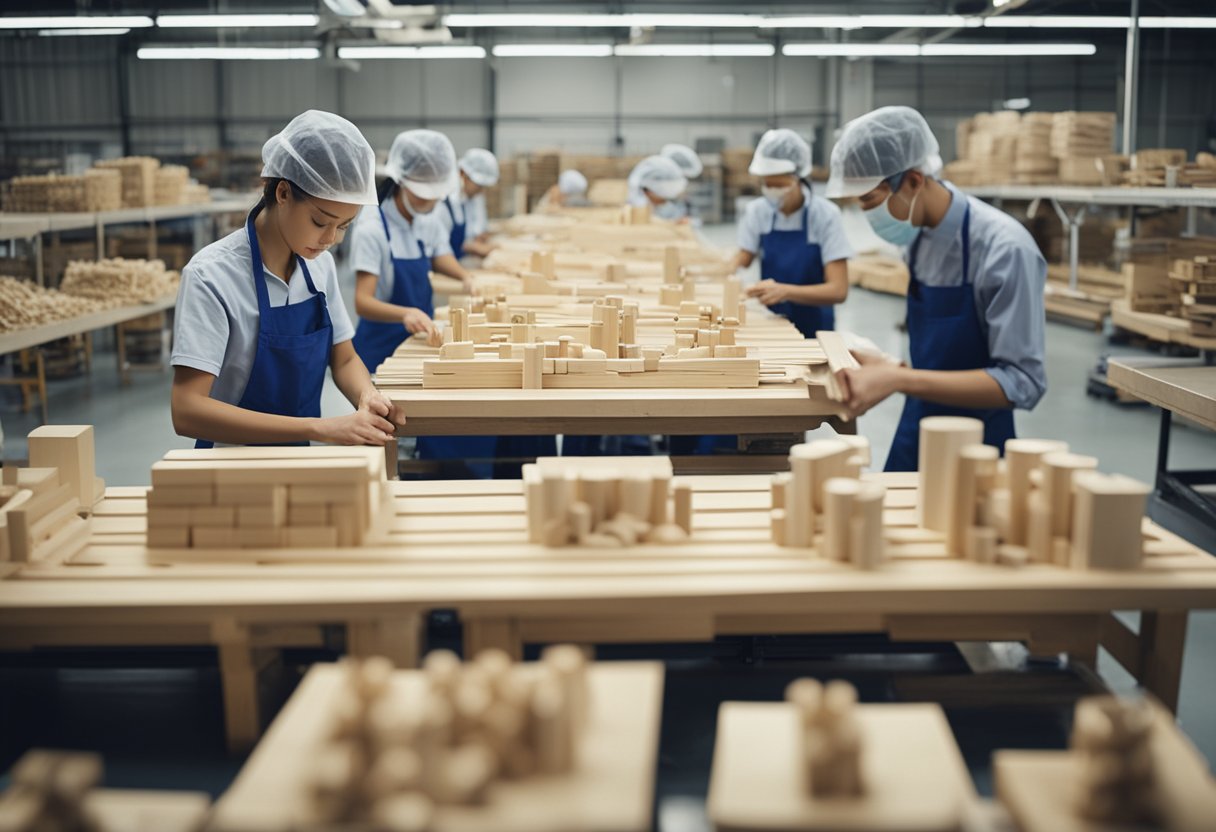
[1153,408,1216,533]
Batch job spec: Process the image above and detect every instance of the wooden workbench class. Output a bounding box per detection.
[3,472,1214,753]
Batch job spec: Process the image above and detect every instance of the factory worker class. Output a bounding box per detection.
[539,169,591,210]
[435,148,499,259]
[656,143,703,222]
[626,155,688,221]
[826,105,1047,472]
[170,110,402,448]
[734,128,853,338]
[350,129,473,372]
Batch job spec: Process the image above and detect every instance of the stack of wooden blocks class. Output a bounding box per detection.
[0,276,106,332]
[1122,236,1216,315]
[144,447,391,550]
[153,164,190,205]
[785,679,865,798]
[1051,112,1116,184]
[59,257,181,306]
[0,425,103,564]
[917,417,1150,570]
[1013,113,1057,184]
[522,456,691,547]
[94,156,160,208]
[307,646,590,827]
[1172,255,1216,336]
[963,111,1020,185]
[2,169,122,213]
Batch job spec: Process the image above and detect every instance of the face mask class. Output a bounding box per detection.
[404,192,436,216]
[762,185,793,206]
[864,188,920,247]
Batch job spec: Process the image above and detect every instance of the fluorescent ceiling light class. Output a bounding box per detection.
[783,42,1096,58]
[137,47,321,60]
[614,43,774,57]
[625,14,760,28]
[763,15,978,29]
[445,14,627,27]
[784,43,920,57]
[1002,97,1031,110]
[337,45,485,59]
[0,15,152,29]
[982,16,1130,28]
[38,28,130,36]
[1140,17,1216,29]
[155,14,319,28]
[492,44,613,57]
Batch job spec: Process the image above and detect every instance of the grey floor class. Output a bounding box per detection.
[1,223,1215,818]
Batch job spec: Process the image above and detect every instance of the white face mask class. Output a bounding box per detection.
[761,184,793,206]
[404,191,436,216]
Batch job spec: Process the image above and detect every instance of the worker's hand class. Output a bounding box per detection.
[851,348,898,367]
[359,387,406,428]
[836,363,905,420]
[403,309,442,347]
[746,279,791,306]
[316,410,396,446]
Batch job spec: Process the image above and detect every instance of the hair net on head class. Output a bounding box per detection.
[630,155,687,201]
[459,148,500,188]
[384,129,459,201]
[558,170,588,195]
[826,106,940,198]
[261,109,378,206]
[748,129,812,178]
[660,143,703,179]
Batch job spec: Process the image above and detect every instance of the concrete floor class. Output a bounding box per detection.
[1,222,1214,823]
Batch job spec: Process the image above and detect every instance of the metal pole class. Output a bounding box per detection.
[1122,0,1141,155]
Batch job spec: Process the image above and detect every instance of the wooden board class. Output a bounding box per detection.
[1106,358,1216,431]
[994,702,1216,832]
[211,661,663,832]
[708,701,975,831]
[1111,299,1216,351]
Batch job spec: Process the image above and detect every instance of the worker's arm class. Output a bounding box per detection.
[747,259,848,307]
[732,249,755,270]
[834,353,1012,420]
[329,339,405,428]
[353,271,439,346]
[170,366,396,446]
[431,253,474,293]
[460,237,496,258]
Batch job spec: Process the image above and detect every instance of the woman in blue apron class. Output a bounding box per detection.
[438,148,499,260]
[170,110,402,448]
[824,106,1048,472]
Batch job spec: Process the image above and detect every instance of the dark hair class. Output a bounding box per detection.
[260,178,307,209]
[376,175,397,205]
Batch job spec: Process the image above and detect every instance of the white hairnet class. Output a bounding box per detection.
[384,129,459,201]
[558,170,588,195]
[260,109,377,206]
[459,148,500,188]
[826,106,941,198]
[630,155,687,201]
[748,129,812,178]
[660,143,703,179]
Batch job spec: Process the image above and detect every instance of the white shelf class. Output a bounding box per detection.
[0,196,253,239]
[0,294,177,356]
[965,184,1216,209]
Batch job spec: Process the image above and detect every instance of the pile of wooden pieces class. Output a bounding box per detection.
[153,164,190,205]
[1122,235,1216,315]
[94,156,159,208]
[916,417,1150,569]
[522,456,690,547]
[951,111,1021,185]
[849,254,909,296]
[306,646,590,827]
[1044,263,1126,328]
[1172,255,1216,337]
[786,679,865,798]
[1125,148,1216,187]
[2,169,122,213]
[1014,113,1057,184]
[1,425,103,564]
[144,446,392,550]
[0,276,106,331]
[769,436,877,559]
[59,257,180,305]
[1051,111,1116,183]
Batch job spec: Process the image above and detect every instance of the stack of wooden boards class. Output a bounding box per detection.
[1125,148,1216,188]
[145,446,393,553]
[1173,256,1216,337]
[2,156,209,213]
[947,111,1117,186]
[1044,263,1126,328]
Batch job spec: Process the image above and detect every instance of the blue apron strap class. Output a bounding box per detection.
[445,196,457,224]
[960,202,971,285]
[378,205,393,241]
[299,258,320,296]
[245,204,275,329]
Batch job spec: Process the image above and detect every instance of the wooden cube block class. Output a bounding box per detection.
[237,496,286,528]
[289,505,329,526]
[214,484,288,506]
[283,526,340,548]
[236,527,284,548]
[191,526,237,548]
[27,424,99,507]
[289,485,359,505]
[151,461,217,487]
[147,527,190,548]
[190,505,236,527]
[145,485,215,507]
[146,507,192,528]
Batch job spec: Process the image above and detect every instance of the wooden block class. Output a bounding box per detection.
[215,484,287,507]
[28,424,99,507]
[146,507,192,528]
[522,344,543,390]
[917,417,984,533]
[192,526,237,548]
[673,483,693,534]
[723,276,741,317]
[967,526,999,564]
[851,483,885,570]
[289,505,329,526]
[1004,439,1069,546]
[190,505,236,527]
[815,331,860,404]
[147,526,190,548]
[440,341,476,360]
[289,485,359,506]
[822,478,860,561]
[1040,452,1099,538]
[1070,472,1150,570]
[949,444,998,558]
[237,497,286,528]
[235,527,284,548]
[284,526,341,548]
[566,359,609,374]
[5,468,58,496]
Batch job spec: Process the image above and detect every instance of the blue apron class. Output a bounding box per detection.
[445,196,467,259]
[884,203,1016,472]
[759,197,834,338]
[195,204,332,449]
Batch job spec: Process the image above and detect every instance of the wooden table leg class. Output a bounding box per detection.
[1139,611,1188,713]
[212,619,261,754]
[464,617,522,661]
[347,615,421,667]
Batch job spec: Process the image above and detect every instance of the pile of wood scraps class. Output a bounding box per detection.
[59,257,180,305]
[0,276,106,332]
